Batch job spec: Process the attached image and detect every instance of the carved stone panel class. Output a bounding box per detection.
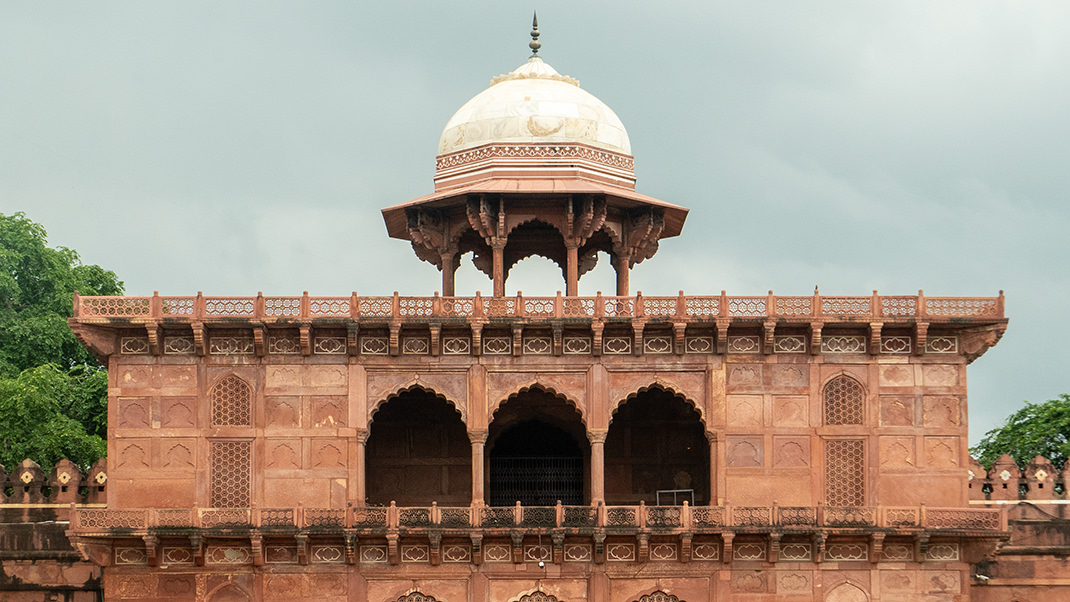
[922,365,959,387]
[265,396,301,428]
[160,439,196,471]
[879,364,914,387]
[161,397,197,428]
[727,395,763,427]
[312,396,347,428]
[726,436,763,467]
[266,440,302,469]
[879,396,914,426]
[117,397,151,428]
[773,396,808,427]
[925,437,959,468]
[772,436,810,468]
[922,396,961,427]
[727,364,762,387]
[771,364,808,388]
[311,439,346,468]
[879,436,916,470]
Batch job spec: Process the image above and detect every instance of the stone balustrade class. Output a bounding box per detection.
[73,290,1004,322]
[69,501,1005,534]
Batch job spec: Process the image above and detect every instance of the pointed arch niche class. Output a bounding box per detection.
[487,386,589,506]
[366,388,470,506]
[606,387,709,505]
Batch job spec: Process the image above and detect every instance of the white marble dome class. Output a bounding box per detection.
[438,57,631,156]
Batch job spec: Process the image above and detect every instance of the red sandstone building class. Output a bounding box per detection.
[40,26,1027,602]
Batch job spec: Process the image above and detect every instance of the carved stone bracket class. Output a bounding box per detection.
[869,322,883,356]
[722,532,734,564]
[870,532,884,564]
[300,325,312,356]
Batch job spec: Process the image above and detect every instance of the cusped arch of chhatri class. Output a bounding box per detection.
[438,55,631,157]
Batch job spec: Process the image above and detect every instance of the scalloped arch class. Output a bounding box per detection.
[633,591,682,602]
[370,382,466,425]
[612,382,706,429]
[490,381,587,427]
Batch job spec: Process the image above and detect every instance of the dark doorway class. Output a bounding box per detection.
[366,389,470,506]
[487,388,588,506]
[605,387,709,505]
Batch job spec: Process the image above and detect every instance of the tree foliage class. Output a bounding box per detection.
[0,212,122,469]
[1,212,123,376]
[971,394,1070,469]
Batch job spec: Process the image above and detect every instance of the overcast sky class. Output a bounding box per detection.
[2,2,1067,447]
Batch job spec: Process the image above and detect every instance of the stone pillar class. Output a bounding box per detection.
[614,252,631,297]
[441,251,457,297]
[707,431,718,505]
[470,431,488,506]
[566,244,579,296]
[589,431,607,505]
[354,430,369,507]
[492,241,506,297]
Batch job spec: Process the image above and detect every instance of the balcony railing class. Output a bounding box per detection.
[73,290,1005,322]
[70,502,1006,533]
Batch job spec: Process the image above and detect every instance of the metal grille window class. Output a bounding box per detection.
[211,375,251,426]
[489,457,583,506]
[210,440,251,508]
[825,439,865,506]
[824,375,864,425]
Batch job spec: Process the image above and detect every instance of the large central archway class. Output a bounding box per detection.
[487,387,588,506]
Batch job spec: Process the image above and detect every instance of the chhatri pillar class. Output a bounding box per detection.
[382,26,688,297]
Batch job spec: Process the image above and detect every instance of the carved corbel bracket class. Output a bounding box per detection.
[915,322,929,357]
[915,533,930,562]
[300,324,312,356]
[192,323,207,357]
[511,324,523,356]
[406,207,450,268]
[626,207,665,266]
[633,321,645,356]
[250,535,264,566]
[344,532,357,565]
[673,322,686,355]
[552,324,563,356]
[471,322,484,356]
[68,537,112,566]
[869,532,885,564]
[637,532,650,563]
[869,322,883,356]
[143,535,160,566]
[722,532,734,564]
[763,319,776,354]
[145,323,161,355]
[253,325,266,357]
[67,324,117,365]
[960,323,1009,364]
[551,532,565,564]
[812,532,826,564]
[768,533,781,563]
[295,534,309,565]
[386,533,399,565]
[470,534,483,565]
[591,322,604,356]
[715,319,730,354]
[429,324,441,356]
[347,323,360,356]
[809,322,823,356]
[190,534,205,566]
[428,532,442,566]
[593,532,606,564]
[679,533,692,563]
[510,531,524,563]
[389,323,400,356]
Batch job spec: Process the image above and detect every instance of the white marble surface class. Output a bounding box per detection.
[439,58,631,156]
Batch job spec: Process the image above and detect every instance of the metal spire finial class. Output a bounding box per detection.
[529,11,541,57]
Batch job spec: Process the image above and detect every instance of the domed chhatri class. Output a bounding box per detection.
[382,20,688,298]
[437,56,631,157]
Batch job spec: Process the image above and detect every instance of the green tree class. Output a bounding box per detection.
[971,394,1070,469]
[0,364,108,469]
[0,212,122,469]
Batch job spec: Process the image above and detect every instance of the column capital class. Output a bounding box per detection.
[468,430,489,445]
[587,430,608,445]
[355,429,370,444]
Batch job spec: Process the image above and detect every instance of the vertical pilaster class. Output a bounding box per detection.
[492,241,506,297]
[614,252,631,296]
[469,431,488,506]
[589,431,607,505]
[354,430,369,507]
[566,244,579,296]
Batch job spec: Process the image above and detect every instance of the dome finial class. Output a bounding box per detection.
[529,11,541,57]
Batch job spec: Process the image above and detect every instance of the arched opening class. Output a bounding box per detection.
[366,389,470,506]
[504,220,567,295]
[605,387,709,505]
[487,388,587,506]
[577,250,616,296]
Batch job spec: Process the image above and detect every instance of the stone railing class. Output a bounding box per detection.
[73,290,1004,322]
[70,502,1006,534]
